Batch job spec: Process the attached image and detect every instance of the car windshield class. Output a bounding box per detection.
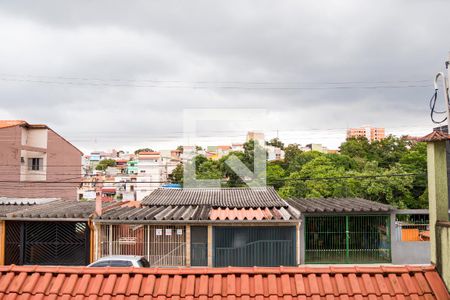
[137,257,150,267]
[89,261,110,267]
[109,260,133,267]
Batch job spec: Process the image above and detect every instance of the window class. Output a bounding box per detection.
[89,261,111,267]
[109,260,133,267]
[28,158,43,171]
[137,258,150,267]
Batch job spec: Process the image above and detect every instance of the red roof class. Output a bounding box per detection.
[0,265,448,300]
[139,151,160,155]
[0,120,26,129]
[419,130,450,142]
[209,207,299,220]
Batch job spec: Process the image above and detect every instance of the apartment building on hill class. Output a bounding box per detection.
[346,126,385,142]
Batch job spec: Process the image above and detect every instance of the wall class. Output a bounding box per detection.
[391,241,430,264]
[390,213,431,264]
[436,222,450,290]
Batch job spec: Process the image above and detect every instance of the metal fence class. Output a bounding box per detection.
[214,226,296,267]
[304,215,391,264]
[100,224,186,266]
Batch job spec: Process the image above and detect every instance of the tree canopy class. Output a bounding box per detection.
[95,159,117,171]
[169,135,428,208]
[134,148,154,154]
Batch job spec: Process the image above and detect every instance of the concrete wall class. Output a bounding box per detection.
[391,241,430,264]
[436,222,450,290]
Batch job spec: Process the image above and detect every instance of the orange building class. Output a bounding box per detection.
[346,126,385,142]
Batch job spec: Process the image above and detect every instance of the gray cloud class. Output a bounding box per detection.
[0,0,449,152]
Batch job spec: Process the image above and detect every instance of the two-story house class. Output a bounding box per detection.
[0,120,83,200]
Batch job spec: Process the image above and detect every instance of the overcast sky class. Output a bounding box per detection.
[0,1,449,153]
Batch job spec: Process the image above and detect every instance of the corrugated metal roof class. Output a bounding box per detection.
[142,187,287,208]
[287,197,393,213]
[5,200,96,220]
[0,197,59,205]
[0,197,62,217]
[97,204,300,222]
[97,205,211,221]
[0,265,448,300]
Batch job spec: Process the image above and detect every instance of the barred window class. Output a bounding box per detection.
[28,158,43,171]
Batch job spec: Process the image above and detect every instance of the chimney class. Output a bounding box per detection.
[95,191,102,216]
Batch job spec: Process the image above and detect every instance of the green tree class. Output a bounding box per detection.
[283,144,302,167]
[339,137,372,161]
[287,151,323,174]
[399,142,428,207]
[279,156,346,198]
[169,164,183,184]
[134,148,154,154]
[266,137,284,149]
[95,159,117,171]
[267,163,286,190]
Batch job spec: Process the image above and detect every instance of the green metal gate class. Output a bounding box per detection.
[304,215,391,264]
[214,226,296,267]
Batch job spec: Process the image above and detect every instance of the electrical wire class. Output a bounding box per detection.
[0,76,432,90]
[0,173,424,185]
[429,89,448,124]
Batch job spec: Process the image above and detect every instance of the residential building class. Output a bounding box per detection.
[246,131,265,146]
[134,151,181,200]
[96,187,299,267]
[346,126,385,142]
[0,120,83,200]
[266,145,285,161]
[126,160,138,174]
[301,143,328,153]
[206,145,232,160]
[0,200,93,266]
[231,143,244,152]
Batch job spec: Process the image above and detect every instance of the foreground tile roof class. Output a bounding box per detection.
[142,187,287,208]
[287,197,393,213]
[0,265,448,300]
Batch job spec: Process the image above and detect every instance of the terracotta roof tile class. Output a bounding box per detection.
[0,120,26,129]
[418,130,450,142]
[0,266,447,300]
[97,205,300,222]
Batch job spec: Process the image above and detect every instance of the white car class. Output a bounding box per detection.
[88,255,150,267]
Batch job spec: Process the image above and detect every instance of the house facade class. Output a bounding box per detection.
[0,120,83,200]
[94,187,300,267]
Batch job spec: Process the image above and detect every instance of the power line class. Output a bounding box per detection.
[0,72,432,85]
[0,173,425,185]
[0,76,432,90]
